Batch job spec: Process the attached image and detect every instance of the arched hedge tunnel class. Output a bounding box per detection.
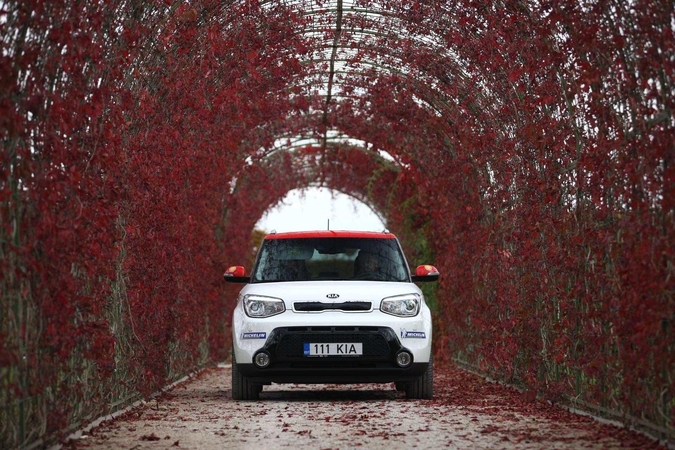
[1,0,673,447]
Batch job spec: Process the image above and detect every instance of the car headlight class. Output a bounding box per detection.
[380,294,420,317]
[243,294,285,318]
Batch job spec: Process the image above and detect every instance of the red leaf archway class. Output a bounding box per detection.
[1,0,673,446]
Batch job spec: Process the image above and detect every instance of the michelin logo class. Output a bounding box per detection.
[242,332,267,340]
[400,329,426,339]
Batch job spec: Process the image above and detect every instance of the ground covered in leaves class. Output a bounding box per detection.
[65,364,665,449]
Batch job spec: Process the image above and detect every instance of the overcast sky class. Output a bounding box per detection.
[255,187,386,233]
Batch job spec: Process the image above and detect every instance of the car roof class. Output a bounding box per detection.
[264,230,397,240]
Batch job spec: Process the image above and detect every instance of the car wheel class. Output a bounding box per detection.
[231,350,261,400]
[405,352,433,400]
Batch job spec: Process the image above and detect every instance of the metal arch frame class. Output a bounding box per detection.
[226,139,397,231]
[129,0,507,136]
[199,0,496,151]
[247,126,405,169]
[126,0,524,194]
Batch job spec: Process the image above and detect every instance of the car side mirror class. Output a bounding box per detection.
[224,266,250,283]
[411,265,439,282]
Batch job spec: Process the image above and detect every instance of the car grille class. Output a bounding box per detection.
[293,301,372,312]
[269,326,395,360]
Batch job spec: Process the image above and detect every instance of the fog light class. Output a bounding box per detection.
[254,352,270,368]
[396,351,412,368]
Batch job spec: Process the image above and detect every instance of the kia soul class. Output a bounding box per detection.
[224,230,439,400]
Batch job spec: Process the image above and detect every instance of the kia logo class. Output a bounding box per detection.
[326,293,340,299]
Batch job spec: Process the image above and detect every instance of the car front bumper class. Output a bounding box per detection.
[233,324,431,384]
[231,285,434,385]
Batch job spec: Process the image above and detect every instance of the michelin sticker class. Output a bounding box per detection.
[242,332,267,340]
[400,329,426,339]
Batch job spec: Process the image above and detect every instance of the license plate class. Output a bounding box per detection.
[303,343,363,357]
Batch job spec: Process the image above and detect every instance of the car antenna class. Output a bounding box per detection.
[327,219,330,230]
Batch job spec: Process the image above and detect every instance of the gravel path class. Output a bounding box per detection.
[67,364,664,450]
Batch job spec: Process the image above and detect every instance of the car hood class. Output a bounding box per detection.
[240,280,422,306]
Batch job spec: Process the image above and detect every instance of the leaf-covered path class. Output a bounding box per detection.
[67,364,662,450]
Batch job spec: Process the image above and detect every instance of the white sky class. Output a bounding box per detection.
[255,187,386,233]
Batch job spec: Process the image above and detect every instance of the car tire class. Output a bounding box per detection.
[231,350,261,400]
[405,352,433,400]
[394,382,406,391]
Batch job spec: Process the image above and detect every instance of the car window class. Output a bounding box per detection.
[252,238,409,282]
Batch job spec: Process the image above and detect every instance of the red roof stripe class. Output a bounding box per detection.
[264,230,396,240]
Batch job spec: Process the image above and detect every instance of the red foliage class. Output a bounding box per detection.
[1,0,673,447]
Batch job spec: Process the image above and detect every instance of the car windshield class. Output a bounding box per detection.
[252,237,410,283]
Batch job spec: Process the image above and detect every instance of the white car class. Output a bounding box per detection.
[224,230,439,400]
